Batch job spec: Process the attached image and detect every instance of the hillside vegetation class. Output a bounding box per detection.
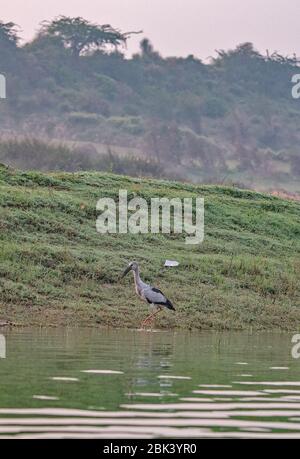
[0,165,299,330]
[0,17,300,191]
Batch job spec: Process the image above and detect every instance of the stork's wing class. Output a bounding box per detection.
[144,286,167,305]
[143,287,175,310]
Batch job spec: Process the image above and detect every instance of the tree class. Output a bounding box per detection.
[0,21,20,72]
[39,16,140,57]
[214,42,262,62]
[0,21,19,48]
[139,38,161,60]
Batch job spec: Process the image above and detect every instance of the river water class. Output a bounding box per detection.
[0,327,300,438]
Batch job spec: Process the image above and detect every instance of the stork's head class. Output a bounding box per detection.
[121,261,138,278]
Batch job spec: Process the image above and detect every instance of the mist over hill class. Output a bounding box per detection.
[0,17,300,192]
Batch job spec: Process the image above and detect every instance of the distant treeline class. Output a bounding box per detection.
[0,17,299,191]
[0,137,171,179]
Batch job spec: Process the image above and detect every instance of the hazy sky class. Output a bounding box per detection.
[2,0,300,60]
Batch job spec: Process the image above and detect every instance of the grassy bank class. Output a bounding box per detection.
[0,164,299,330]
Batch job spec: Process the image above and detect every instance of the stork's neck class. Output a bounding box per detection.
[133,267,143,289]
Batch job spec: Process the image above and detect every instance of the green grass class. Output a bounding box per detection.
[0,164,299,330]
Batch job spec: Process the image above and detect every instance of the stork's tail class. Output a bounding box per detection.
[165,299,175,311]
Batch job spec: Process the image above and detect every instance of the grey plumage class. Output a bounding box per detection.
[121,261,175,314]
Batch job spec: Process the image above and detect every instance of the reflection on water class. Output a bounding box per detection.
[0,328,299,438]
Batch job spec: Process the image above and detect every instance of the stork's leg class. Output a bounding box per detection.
[140,313,154,328]
[140,307,162,329]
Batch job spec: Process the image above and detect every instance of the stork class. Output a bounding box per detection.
[121,261,175,329]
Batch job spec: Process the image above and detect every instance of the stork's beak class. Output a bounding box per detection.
[121,265,131,279]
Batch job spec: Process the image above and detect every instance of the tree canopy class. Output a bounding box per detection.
[39,16,140,57]
[0,21,19,47]
[0,16,299,192]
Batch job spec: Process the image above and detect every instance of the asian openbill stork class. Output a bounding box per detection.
[121,261,175,328]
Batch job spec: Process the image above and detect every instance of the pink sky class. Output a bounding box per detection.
[2,0,300,59]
